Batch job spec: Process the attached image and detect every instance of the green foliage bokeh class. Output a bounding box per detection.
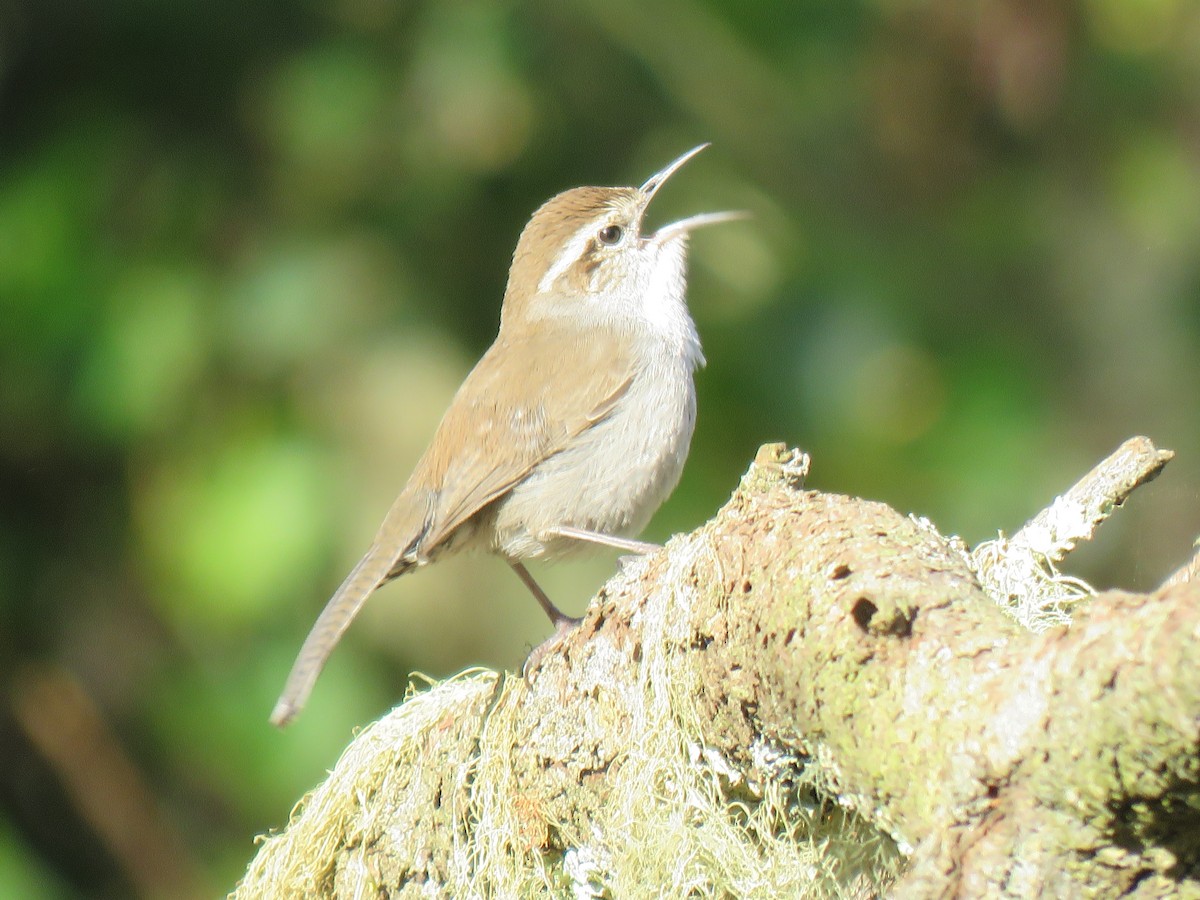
[1,1,1198,895]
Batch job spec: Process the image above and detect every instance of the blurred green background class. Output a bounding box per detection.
[1,0,1198,895]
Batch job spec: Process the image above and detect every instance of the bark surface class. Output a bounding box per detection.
[234,442,1199,899]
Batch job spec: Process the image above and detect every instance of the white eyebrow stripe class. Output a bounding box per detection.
[537,220,601,294]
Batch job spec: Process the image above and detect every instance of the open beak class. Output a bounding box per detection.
[637,143,747,242]
[639,143,711,203]
[653,209,748,243]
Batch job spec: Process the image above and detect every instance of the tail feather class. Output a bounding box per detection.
[270,547,403,727]
[271,479,439,727]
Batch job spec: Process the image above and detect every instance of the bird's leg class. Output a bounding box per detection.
[509,528,661,681]
[543,524,660,555]
[508,560,579,629]
[508,559,582,681]
[511,528,662,681]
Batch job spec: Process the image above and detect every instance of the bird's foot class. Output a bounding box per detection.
[522,614,581,683]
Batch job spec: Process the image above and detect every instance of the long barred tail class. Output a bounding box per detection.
[270,547,411,728]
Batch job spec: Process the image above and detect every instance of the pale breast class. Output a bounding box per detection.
[490,345,697,559]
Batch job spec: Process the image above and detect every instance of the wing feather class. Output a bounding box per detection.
[407,323,634,555]
[271,321,633,726]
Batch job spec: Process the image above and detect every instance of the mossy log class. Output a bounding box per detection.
[234,440,1199,899]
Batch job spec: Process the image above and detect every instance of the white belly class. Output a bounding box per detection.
[491,348,697,559]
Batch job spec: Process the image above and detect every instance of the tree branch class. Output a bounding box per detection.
[234,440,1198,898]
[971,435,1175,630]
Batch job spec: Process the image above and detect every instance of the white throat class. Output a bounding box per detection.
[635,237,704,371]
[534,230,704,372]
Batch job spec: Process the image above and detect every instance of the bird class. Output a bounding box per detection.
[271,144,741,727]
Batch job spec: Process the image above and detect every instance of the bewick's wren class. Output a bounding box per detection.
[271,144,740,727]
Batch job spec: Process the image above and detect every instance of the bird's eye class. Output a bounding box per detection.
[597,224,624,245]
